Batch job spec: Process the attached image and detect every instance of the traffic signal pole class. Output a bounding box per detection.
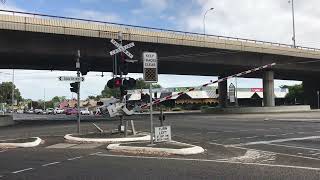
[76,50,81,134]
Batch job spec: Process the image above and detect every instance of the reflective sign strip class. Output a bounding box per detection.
[139,63,276,108]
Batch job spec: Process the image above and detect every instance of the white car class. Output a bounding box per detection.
[80,108,90,115]
[54,108,64,114]
[34,109,43,114]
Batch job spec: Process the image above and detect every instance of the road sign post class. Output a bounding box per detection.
[143,52,158,144]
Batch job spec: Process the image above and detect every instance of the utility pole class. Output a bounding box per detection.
[43,88,46,111]
[11,69,14,115]
[289,0,296,47]
[76,50,81,134]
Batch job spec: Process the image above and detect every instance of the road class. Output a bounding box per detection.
[1,112,320,179]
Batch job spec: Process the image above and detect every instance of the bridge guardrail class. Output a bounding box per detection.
[0,9,319,52]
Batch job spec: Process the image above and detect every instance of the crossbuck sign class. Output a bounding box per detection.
[109,39,135,59]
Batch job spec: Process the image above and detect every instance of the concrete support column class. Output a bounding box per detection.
[218,76,228,108]
[263,71,275,107]
[303,79,320,109]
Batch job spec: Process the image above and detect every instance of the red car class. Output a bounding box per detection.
[65,108,78,115]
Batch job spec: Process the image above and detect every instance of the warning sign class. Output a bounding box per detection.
[154,126,171,142]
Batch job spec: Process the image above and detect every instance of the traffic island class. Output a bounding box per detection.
[64,132,150,143]
[0,137,42,148]
[107,141,205,156]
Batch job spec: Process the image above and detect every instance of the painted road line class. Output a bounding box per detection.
[239,130,249,132]
[268,143,320,152]
[312,153,320,156]
[229,136,320,146]
[245,136,259,139]
[298,132,306,134]
[95,153,320,171]
[264,135,277,137]
[281,134,289,136]
[12,168,33,174]
[270,128,281,130]
[208,132,218,134]
[67,156,83,161]
[42,162,60,167]
[255,129,265,131]
[89,152,102,156]
[287,133,295,135]
[192,133,201,135]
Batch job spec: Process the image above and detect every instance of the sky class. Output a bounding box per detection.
[1,0,318,100]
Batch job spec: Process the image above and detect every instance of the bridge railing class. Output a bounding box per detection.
[0,9,319,52]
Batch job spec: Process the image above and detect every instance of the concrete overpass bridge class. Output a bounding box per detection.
[0,10,319,108]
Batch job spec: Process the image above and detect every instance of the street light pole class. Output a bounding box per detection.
[203,7,214,36]
[289,0,296,47]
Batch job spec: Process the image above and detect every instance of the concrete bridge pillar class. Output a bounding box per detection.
[263,70,275,107]
[218,76,228,108]
[303,79,320,109]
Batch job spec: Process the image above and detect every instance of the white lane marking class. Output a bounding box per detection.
[95,153,320,171]
[270,128,281,130]
[192,133,201,135]
[268,143,320,152]
[312,153,320,156]
[67,156,83,161]
[233,145,320,162]
[297,153,303,155]
[230,136,320,146]
[239,130,248,132]
[12,168,33,174]
[264,135,277,137]
[224,131,235,133]
[255,129,265,131]
[90,152,102,156]
[281,134,289,136]
[298,132,305,134]
[42,162,60,167]
[245,136,259,139]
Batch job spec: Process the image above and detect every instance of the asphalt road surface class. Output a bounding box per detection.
[1,112,320,179]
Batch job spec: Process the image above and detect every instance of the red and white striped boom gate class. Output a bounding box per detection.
[140,63,276,109]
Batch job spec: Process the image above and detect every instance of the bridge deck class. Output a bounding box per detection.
[0,10,319,59]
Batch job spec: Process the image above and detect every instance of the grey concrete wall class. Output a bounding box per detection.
[0,115,14,126]
[202,105,311,114]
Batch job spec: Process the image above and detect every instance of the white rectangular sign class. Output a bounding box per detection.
[154,126,171,142]
[143,52,158,68]
[58,76,84,82]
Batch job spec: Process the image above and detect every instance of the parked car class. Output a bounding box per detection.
[80,108,90,115]
[65,108,78,115]
[34,109,43,114]
[26,109,34,114]
[17,109,24,114]
[46,108,54,115]
[54,108,64,114]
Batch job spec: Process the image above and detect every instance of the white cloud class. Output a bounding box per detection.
[141,0,169,13]
[65,9,120,22]
[182,0,320,47]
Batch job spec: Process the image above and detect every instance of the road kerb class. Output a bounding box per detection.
[0,137,42,148]
[64,134,150,143]
[107,141,205,155]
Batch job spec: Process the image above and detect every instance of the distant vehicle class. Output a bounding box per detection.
[46,108,54,115]
[54,108,64,114]
[17,109,24,114]
[26,109,34,114]
[65,108,78,115]
[80,108,90,115]
[34,109,43,114]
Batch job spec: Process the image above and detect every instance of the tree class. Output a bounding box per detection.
[101,85,119,98]
[135,78,162,89]
[282,84,304,104]
[0,82,22,104]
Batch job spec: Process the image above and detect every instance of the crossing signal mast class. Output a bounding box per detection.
[107,31,137,134]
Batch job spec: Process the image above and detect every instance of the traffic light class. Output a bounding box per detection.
[118,52,129,75]
[107,77,122,89]
[122,78,136,89]
[70,82,79,93]
[80,62,89,76]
